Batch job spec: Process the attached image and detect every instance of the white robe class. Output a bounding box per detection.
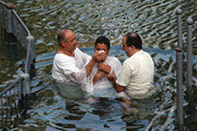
[52,48,122,99]
[88,56,122,98]
[52,48,92,100]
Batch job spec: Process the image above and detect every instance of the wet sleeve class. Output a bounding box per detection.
[116,60,133,87]
[112,58,122,78]
[55,56,87,84]
[76,48,92,66]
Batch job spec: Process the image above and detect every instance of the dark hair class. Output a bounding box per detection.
[126,32,142,49]
[94,36,110,50]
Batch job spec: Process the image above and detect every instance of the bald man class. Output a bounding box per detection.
[52,29,105,99]
[116,32,154,100]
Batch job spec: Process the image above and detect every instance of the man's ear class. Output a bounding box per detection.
[61,41,66,47]
[106,49,110,55]
[130,45,135,49]
[127,45,132,50]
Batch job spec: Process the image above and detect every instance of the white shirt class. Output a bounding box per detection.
[52,48,92,95]
[116,50,154,99]
[88,56,122,97]
[52,48,122,98]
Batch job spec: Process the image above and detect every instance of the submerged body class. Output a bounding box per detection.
[113,32,155,103]
[88,56,121,98]
[116,50,154,99]
[52,48,92,99]
[52,29,106,100]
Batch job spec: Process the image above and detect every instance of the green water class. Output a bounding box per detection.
[0,0,197,130]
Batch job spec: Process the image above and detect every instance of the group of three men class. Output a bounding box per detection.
[52,29,154,105]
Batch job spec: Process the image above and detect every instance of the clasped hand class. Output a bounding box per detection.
[98,63,111,74]
[93,51,107,62]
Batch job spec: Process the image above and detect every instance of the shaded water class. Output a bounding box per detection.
[1,0,197,130]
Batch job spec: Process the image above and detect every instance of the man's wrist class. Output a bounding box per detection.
[106,67,111,74]
[114,83,125,93]
[92,57,97,63]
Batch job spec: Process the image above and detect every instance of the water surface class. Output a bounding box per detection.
[1,0,197,130]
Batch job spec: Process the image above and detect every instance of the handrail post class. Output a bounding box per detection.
[25,35,35,74]
[5,3,17,45]
[20,73,30,95]
[4,6,12,45]
[7,7,11,33]
[176,8,183,48]
[186,17,193,94]
[176,8,183,131]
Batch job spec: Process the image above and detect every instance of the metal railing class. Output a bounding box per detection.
[0,1,35,74]
[0,1,194,130]
[0,1,35,129]
[176,8,193,131]
[0,74,30,128]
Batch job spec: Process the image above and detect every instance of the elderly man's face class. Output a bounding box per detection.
[122,36,129,56]
[62,31,77,52]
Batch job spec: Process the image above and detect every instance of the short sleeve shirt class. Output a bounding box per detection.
[116,50,154,96]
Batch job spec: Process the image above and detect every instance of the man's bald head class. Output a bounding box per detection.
[125,32,142,49]
[57,29,74,46]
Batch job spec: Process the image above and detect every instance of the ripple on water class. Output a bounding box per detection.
[1,0,197,130]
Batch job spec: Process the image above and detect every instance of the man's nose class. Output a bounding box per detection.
[75,40,78,45]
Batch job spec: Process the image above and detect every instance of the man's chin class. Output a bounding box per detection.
[73,47,77,51]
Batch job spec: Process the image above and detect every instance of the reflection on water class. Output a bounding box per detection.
[0,41,26,88]
[0,0,197,130]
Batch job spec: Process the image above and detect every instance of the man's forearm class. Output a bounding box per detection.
[92,71,105,85]
[85,58,96,77]
[114,83,125,93]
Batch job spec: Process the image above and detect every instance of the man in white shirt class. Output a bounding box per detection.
[88,36,122,98]
[106,32,154,104]
[52,29,105,100]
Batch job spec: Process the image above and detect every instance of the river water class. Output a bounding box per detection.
[0,0,197,130]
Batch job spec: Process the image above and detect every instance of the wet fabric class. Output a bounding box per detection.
[88,56,122,97]
[116,50,154,98]
[52,48,122,98]
[53,80,87,100]
[52,48,93,95]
